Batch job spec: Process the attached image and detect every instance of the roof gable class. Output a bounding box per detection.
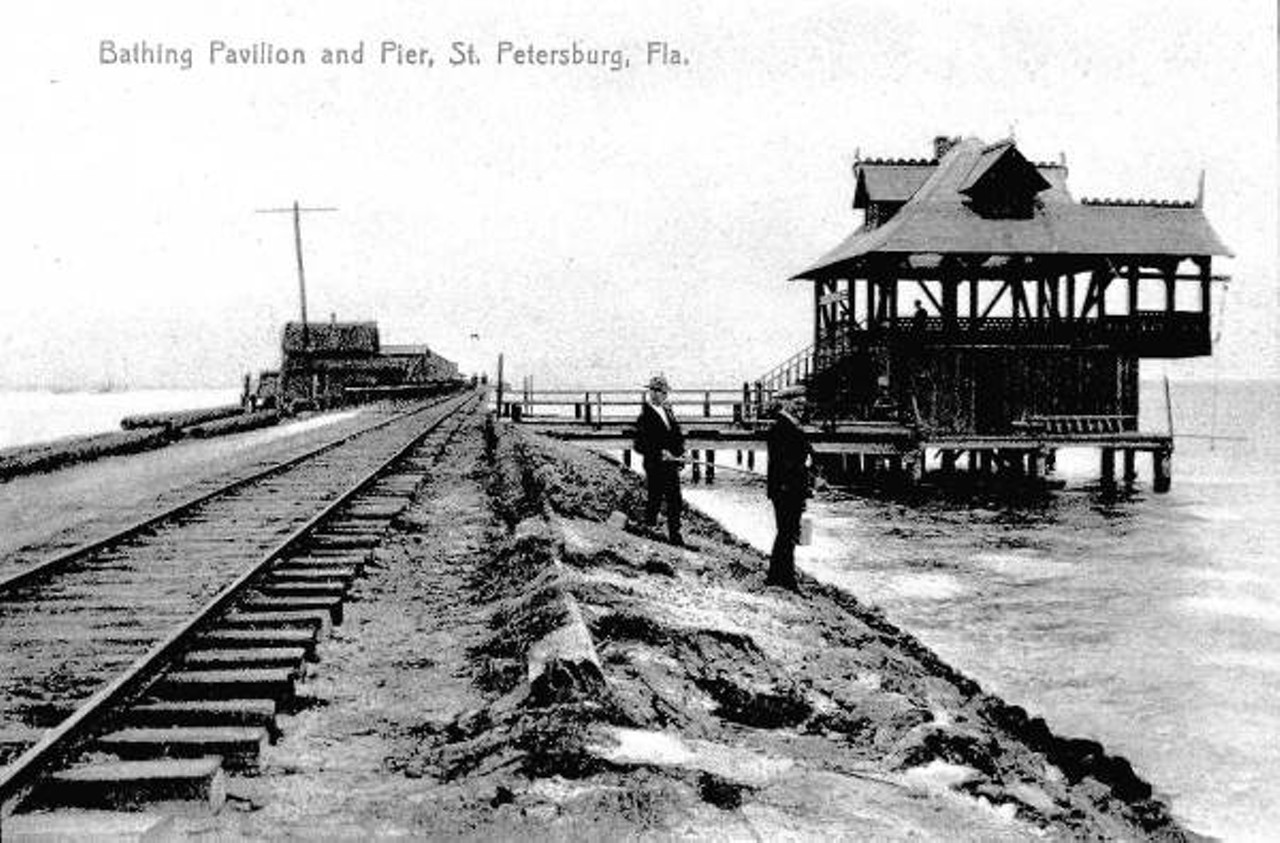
[956,140,1052,218]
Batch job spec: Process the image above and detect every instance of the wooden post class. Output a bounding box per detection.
[496,353,504,416]
[941,450,957,474]
[706,450,716,483]
[1153,449,1172,493]
[623,449,632,468]
[1122,449,1137,484]
[703,391,711,418]
[747,449,756,471]
[906,448,924,485]
[596,392,603,430]
[1127,263,1139,316]
[584,392,592,424]
[1100,448,1116,485]
[1200,258,1212,315]
[690,450,701,482]
[736,450,742,465]
[1027,448,1044,480]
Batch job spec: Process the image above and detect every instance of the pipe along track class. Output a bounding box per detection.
[0,389,481,821]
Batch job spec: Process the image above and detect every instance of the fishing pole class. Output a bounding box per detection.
[672,457,764,478]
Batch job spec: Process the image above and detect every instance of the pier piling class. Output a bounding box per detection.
[1101,448,1116,485]
[1153,449,1172,493]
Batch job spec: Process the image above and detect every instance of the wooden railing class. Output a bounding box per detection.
[812,311,1209,356]
[1013,414,1138,435]
[500,387,769,428]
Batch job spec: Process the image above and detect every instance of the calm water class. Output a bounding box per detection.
[0,388,241,449]
[685,379,1280,842]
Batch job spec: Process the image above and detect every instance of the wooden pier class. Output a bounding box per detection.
[501,388,1174,491]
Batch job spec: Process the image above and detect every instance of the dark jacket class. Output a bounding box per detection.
[767,410,812,501]
[633,401,684,466]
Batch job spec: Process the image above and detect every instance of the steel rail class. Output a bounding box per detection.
[0,390,479,818]
[0,393,461,595]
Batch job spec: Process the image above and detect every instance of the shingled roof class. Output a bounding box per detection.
[282,321,380,354]
[802,138,1231,279]
[853,162,936,207]
[853,147,1067,209]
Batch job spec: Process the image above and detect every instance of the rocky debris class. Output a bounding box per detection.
[189,415,1195,839]
[442,422,1195,840]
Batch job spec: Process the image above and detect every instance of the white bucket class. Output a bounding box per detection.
[798,515,813,546]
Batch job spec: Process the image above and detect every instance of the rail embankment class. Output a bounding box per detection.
[450,422,1191,839]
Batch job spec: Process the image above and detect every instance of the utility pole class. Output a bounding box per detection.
[256,201,337,401]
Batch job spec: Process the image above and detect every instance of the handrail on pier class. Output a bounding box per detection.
[499,385,775,429]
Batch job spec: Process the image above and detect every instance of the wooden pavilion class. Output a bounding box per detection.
[778,135,1231,488]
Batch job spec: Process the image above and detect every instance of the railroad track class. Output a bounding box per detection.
[0,389,480,824]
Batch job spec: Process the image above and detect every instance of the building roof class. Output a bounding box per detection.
[380,344,430,357]
[806,138,1231,279]
[282,321,379,354]
[853,163,936,207]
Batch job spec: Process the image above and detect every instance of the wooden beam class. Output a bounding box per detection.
[1198,257,1212,314]
[865,275,876,331]
[915,279,944,313]
[1127,263,1139,316]
[979,280,1011,320]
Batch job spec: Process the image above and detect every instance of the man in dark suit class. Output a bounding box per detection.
[633,374,686,546]
[766,384,813,591]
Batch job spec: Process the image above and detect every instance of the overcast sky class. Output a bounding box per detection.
[2,1,1275,389]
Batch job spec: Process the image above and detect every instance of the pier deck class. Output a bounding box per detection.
[507,390,1174,489]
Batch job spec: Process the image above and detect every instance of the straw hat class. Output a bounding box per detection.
[645,374,670,392]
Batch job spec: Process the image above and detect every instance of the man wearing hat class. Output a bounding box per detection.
[633,374,686,546]
[766,384,813,591]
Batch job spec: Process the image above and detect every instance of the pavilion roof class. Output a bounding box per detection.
[799,138,1231,280]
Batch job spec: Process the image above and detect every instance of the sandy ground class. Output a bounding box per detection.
[165,414,1197,841]
[0,410,370,569]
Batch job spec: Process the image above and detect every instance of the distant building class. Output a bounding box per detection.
[380,344,460,382]
[276,318,458,407]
